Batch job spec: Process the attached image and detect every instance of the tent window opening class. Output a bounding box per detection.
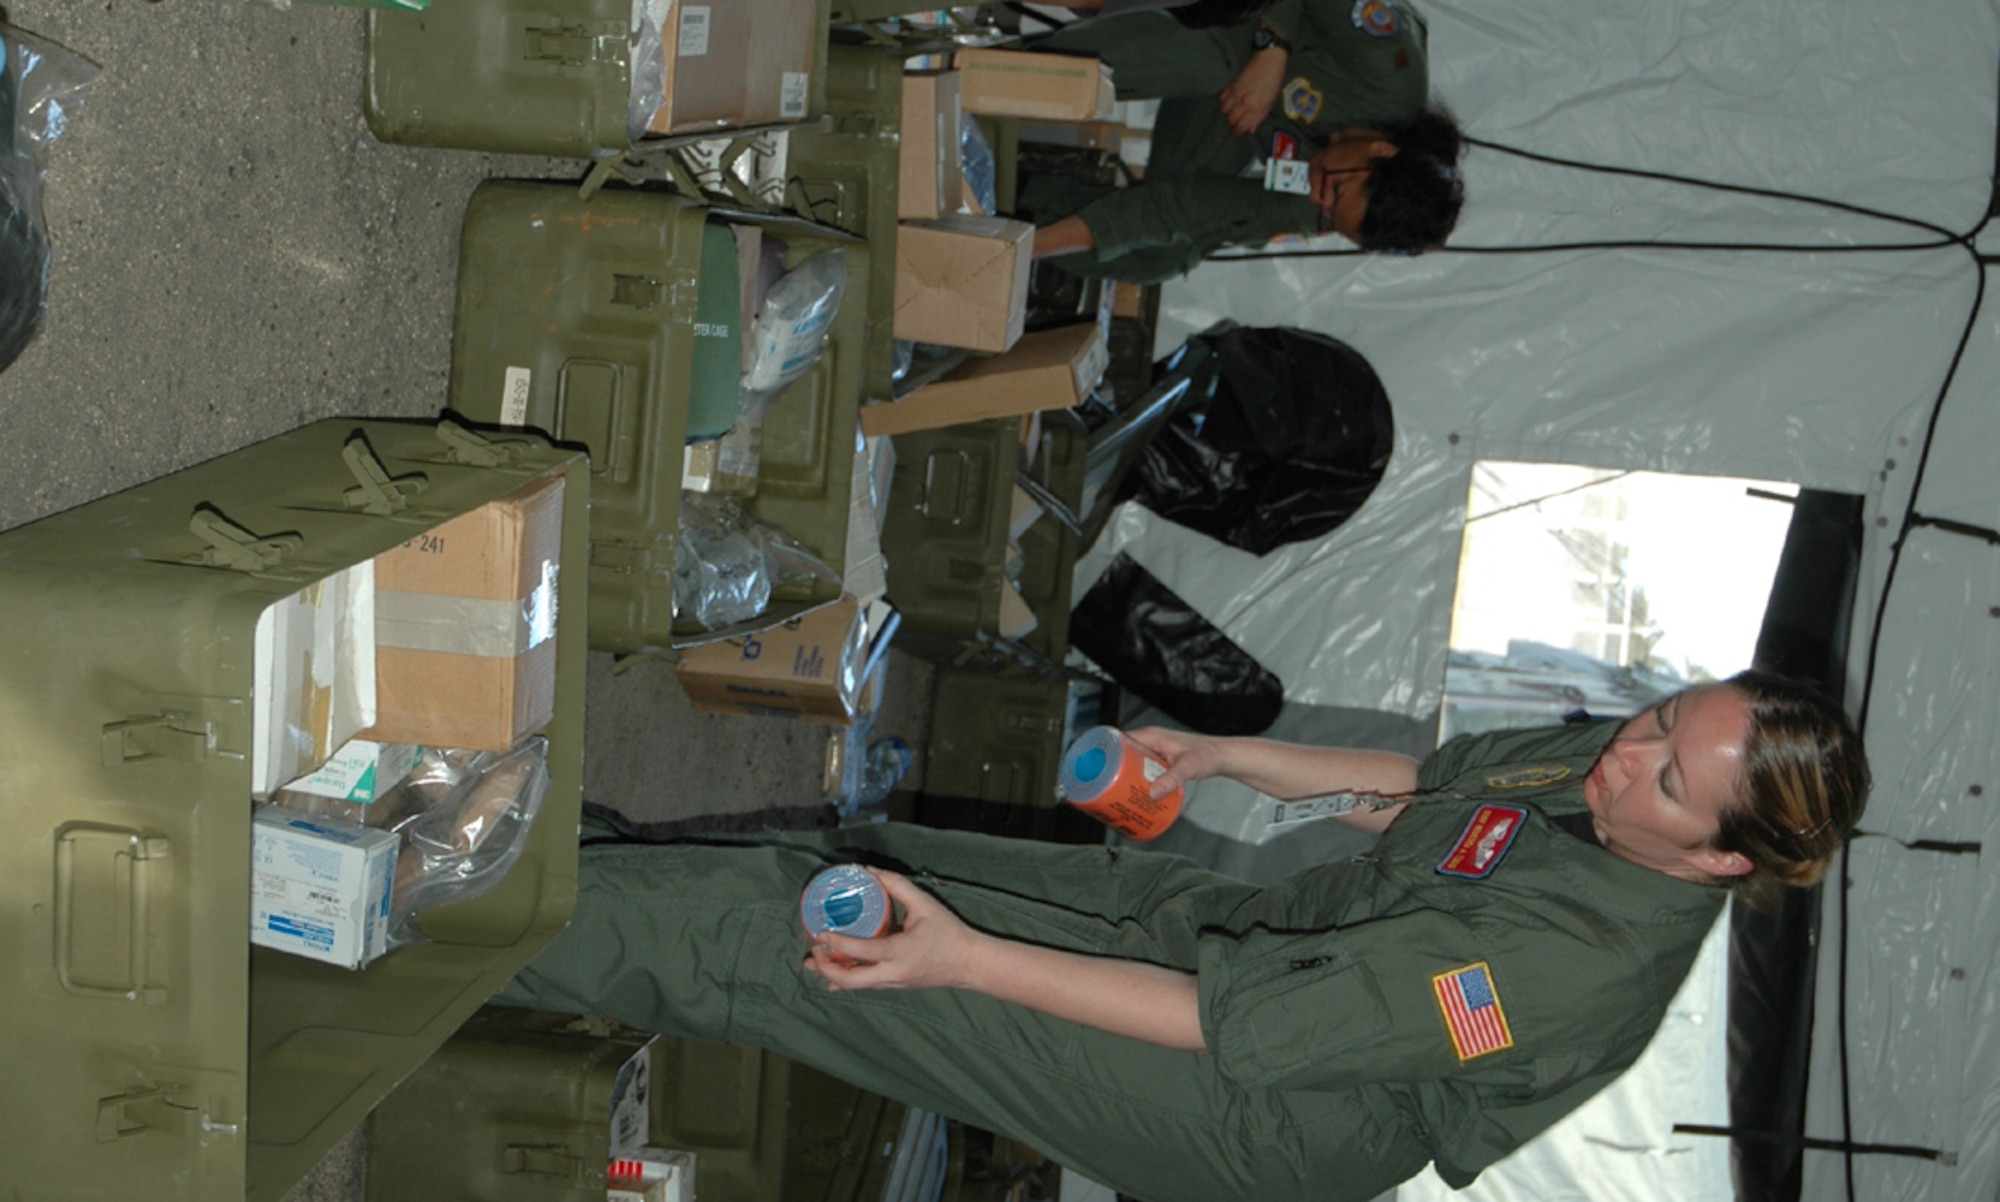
[1442,462,1799,740]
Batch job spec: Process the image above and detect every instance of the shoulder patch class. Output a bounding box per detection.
[1433,961,1514,1061]
[1280,76,1323,124]
[1483,764,1571,790]
[1351,0,1404,38]
[1437,803,1526,879]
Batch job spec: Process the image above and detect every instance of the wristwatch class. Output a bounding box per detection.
[1252,25,1292,52]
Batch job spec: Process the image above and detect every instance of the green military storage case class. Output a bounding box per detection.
[449,179,868,654]
[785,43,904,405]
[368,1005,791,1202]
[0,418,591,1201]
[881,414,1087,668]
[365,0,830,159]
[922,670,1104,810]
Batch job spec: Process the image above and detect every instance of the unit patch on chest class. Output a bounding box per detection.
[1280,77,1323,124]
[1436,804,1526,879]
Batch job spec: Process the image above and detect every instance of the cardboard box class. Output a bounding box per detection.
[1017,118,1124,153]
[894,215,1034,352]
[900,71,965,219]
[250,807,398,969]
[676,596,896,725]
[682,421,762,496]
[364,474,564,751]
[955,49,1115,121]
[252,563,376,797]
[859,322,1109,437]
[643,0,815,136]
[282,737,423,804]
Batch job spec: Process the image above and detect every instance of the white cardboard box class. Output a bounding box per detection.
[250,807,398,969]
[283,738,423,804]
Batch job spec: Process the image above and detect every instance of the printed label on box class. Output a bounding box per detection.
[678,7,711,57]
[781,71,809,119]
[501,366,531,427]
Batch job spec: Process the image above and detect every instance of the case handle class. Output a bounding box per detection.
[54,823,169,1003]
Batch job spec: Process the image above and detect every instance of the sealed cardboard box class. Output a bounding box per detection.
[859,322,1109,437]
[643,0,816,136]
[955,49,1115,121]
[894,215,1034,352]
[900,71,965,219]
[250,807,398,970]
[365,474,565,751]
[677,596,895,725]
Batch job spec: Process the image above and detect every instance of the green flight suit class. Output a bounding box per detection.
[1027,0,1432,282]
[497,722,1725,1202]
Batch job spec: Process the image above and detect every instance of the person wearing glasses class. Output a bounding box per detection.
[1021,0,1465,282]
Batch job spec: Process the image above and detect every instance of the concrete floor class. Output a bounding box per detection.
[0,3,930,1196]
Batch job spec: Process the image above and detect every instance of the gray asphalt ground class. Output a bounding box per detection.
[0,3,929,1196]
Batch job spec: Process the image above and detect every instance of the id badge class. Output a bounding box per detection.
[1263,157,1311,195]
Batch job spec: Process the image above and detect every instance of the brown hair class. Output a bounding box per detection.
[1711,669,1872,909]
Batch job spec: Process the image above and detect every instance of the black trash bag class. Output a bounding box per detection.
[1118,323,1393,556]
[1070,551,1283,736]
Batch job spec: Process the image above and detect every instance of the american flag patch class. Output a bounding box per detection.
[1433,961,1514,1061]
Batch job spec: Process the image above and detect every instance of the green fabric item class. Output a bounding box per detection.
[685,221,744,442]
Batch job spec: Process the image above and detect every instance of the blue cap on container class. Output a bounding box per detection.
[1058,726,1124,805]
[800,864,888,939]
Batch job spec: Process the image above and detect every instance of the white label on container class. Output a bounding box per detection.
[501,366,532,427]
[678,6,711,57]
[780,71,809,120]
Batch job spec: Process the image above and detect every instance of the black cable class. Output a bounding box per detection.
[1209,132,1972,263]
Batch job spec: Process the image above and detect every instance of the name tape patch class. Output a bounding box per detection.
[1433,961,1514,1061]
[1436,804,1526,879]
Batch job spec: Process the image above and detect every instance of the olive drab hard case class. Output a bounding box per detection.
[0,418,590,1201]
[447,179,869,654]
[881,413,1088,669]
[364,0,831,158]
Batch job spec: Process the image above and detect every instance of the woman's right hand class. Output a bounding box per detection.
[1125,727,1229,798]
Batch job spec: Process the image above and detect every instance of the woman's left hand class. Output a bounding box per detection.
[802,869,988,992]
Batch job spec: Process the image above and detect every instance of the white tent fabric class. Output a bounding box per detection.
[1088,0,2000,1197]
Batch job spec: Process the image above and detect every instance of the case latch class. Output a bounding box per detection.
[435,418,536,468]
[342,434,430,516]
[522,24,621,67]
[96,1087,236,1142]
[187,507,301,573]
[504,1143,588,1179]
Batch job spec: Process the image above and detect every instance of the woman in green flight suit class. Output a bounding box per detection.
[497,669,1867,1202]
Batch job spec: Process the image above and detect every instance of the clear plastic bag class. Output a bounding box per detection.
[273,738,551,950]
[672,493,839,630]
[627,0,671,144]
[740,247,847,419]
[0,23,98,374]
[960,116,998,217]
